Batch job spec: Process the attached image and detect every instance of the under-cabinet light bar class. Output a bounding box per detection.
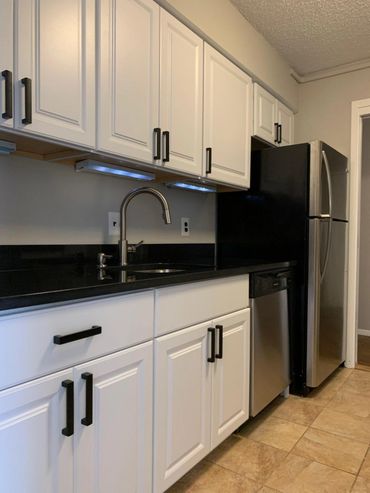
[0,140,16,155]
[75,160,155,181]
[166,181,216,193]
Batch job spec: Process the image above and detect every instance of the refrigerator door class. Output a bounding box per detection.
[307,218,346,387]
[309,141,348,220]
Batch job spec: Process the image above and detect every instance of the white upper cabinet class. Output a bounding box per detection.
[253,83,294,146]
[15,0,95,147]
[204,44,252,188]
[0,369,74,493]
[98,0,160,163]
[160,10,203,175]
[277,100,294,146]
[0,0,13,128]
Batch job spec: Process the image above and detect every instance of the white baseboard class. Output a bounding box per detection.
[358,329,370,337]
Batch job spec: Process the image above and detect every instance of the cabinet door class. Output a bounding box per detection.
[74,342,153,493]
[154,321,212,492]
[16,0,95,146]
[211,309,250,449]
[0,0,13,128]
[253,83,277,145]
[204,44,252,188]
[0,369,74,493]
[277,101,294,146]
[160,10,203,175]
[98,0,160,163]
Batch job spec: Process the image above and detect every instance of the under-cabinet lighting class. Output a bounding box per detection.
[75,160,155,181]
[0,140,16,155]
[166,181,216,193]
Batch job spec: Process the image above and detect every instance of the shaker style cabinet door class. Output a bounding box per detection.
[204,44,252,188]
[98,0,160,163]
[154,321,212,493]
[74,342,153,493]
[211,309,250,449]
[0,369,74,493]
[0,0,13,128]
[160,10,203,175]
[15,0,95,146]
[253,83,277,145]
[277,100,294,146]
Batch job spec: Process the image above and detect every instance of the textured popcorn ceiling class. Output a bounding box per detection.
[230,0,370,75]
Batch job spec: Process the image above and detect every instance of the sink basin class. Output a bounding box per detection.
[132,268,185,274]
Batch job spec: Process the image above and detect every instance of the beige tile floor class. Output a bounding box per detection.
[167,367,370,492]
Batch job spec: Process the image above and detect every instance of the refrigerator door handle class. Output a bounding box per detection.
[320,217,333,283]
[320,150,333,283]
[322,150,333,218]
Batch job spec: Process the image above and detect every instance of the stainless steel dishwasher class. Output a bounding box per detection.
[250,269,291,417]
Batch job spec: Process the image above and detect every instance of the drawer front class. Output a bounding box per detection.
[0,291,154,390]
[154,275,249,336]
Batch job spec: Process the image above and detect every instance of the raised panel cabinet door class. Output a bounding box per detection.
[15,0,95,146]
[277,101,294,146]
[154,321,212,493]
[253,83,277,145]
[211,309,250,449]
[0,369,74,493]
[98,0,160,163]
[74,342,153,493]
[0,0,14,128]
[160,9,203,175]
[204,44,252,188]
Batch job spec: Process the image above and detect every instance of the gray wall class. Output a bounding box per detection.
[0,155,216,245]
[358,118,370,335]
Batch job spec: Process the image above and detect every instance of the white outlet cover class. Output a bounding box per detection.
[181,217,190,237]
[108,212,120,236]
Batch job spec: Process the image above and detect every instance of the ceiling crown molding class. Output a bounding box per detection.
[291,58,370,84]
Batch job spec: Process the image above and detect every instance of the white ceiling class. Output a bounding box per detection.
[230,0,370,75]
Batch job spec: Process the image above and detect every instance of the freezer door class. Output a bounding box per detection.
[307,219,346,387]
[309,141,348,220]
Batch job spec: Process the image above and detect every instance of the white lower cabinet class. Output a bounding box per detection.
[0,341,153,493]
[154,308,250,492]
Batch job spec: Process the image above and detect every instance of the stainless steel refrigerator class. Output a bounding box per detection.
[217,140,348,393]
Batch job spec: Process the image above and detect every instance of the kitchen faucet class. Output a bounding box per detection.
[120,187,171,266]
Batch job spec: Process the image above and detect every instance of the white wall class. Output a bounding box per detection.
[157,0,298,110]
[295,68,370,157]
[0,155,215,245]
[358,118,370,335]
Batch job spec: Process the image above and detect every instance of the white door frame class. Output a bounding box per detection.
[346,98,370,367]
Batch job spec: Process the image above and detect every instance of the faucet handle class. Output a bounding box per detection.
[127,240,144,253]
[97,252,113,269]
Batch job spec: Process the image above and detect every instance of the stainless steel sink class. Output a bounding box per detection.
[132,268,185,274]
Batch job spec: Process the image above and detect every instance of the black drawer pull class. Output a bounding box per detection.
[61,380,74,436]
[54,325,102,345]
[153,127,161,160]
[21,77,32,124]
[163,130,170,162]
[206,147,212,174]
[208,327,216,363]
[2,70,13,119]
[215,324,223,359]
[81,372,93,426]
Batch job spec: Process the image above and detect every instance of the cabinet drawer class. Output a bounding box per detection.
[0,291,154,390]
[154,276,249,336]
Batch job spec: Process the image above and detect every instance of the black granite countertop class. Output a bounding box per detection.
[0,244,295,312]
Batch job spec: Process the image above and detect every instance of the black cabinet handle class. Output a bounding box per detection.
[163,131,170,162]
[215,324,223,359]
[2,70,13,119]
[278,124,282,144]
[153,128,161,160]
[208,327,216,363]
[81,372,93,426]
[61,380,74,437]
[21,77,32,124]
[54,325,102,345]
[206,147,212,174]
[274,123,279,144]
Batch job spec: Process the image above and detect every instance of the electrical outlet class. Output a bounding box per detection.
[181,217,190,236]
[108,212,120,236]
